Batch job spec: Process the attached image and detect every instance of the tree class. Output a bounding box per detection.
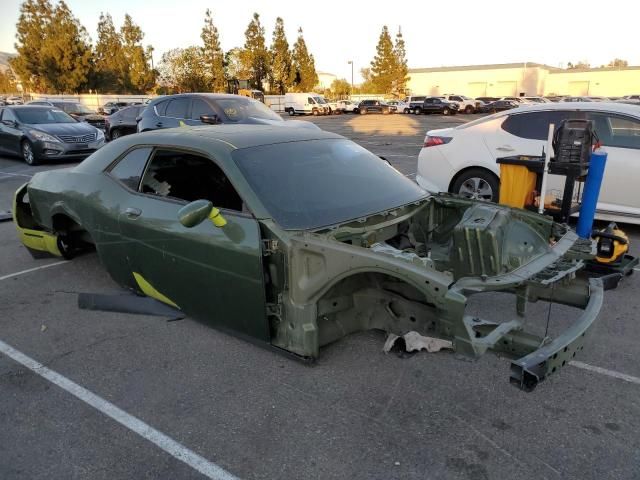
[392,27,409,95]
[201,9,226,92]
[357,67,377,93]
[158,47,209,93]
[369,26,397,94]
[224,47,249,81]
[241,13,270,89]
[291,28,318,92]
[607,58,628,68]
[330,78,351,97]
[269,17,293,94]
[567,61,590,69]
[0,70,17,93]
[12,0,92,93]
[93,13,125,92]
[120,14,156,93]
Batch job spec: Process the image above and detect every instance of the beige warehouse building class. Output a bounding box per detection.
[406,62,640,97]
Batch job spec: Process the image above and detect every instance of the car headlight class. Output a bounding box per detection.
[96,129,105,140]
[29,129,60,143]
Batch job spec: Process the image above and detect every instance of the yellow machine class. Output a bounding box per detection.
[593,223,629,264]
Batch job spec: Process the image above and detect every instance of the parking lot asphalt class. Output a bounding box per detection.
[1,113,639,480]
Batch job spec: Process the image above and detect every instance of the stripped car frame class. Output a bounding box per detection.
[13,126,603,391]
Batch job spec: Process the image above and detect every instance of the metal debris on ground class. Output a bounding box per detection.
[383,331,453,354]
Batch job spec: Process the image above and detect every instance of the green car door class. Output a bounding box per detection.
[116,147,269,341]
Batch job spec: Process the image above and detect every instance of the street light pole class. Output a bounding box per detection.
[348,60,354,97]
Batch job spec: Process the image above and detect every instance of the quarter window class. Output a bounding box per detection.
[2,109,17,123]
[109,147,152,190]
[154,100,169,116]
[140,149,243,211]
[588,113,640,150]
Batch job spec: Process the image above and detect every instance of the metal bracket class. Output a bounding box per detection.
[262,239,279,256]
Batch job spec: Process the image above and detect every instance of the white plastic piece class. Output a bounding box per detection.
[383,331,453,353]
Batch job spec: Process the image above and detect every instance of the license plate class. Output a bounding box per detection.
[76,143,88,149]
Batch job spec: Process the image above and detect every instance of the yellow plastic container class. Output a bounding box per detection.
[499,164,537,209]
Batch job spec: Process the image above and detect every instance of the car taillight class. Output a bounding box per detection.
[424,136,452,147]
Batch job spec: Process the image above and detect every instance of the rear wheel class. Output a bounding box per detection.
[21,139,38,165]
[451,168,499,202]
[403,108,410,114]
[464,105,474,114]
[111,128,122,140]
[443,108,450,116]
[288,108,295,116]
[413,107,422,115]
[360,108,367,115]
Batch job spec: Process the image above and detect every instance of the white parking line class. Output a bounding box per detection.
[0,261,69,281]
[570,361,640,385]
[0,171,33,178]
[0,339,240,480]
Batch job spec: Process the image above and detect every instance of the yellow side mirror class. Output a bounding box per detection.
[209,207,227,228]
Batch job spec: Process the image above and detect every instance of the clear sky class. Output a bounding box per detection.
[1,0,638,82]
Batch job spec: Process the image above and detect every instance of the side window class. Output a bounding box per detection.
[307,97,314,104]
[190,98,213,120]
[452,96,462,102]
[140,149,243,211]
[165,98,189,119]
[108,147,152,190]
[154,100,169,116]
[588,113,640,149]
[501,111,585,140]
[2,109,16,123]
[122,108,137,120]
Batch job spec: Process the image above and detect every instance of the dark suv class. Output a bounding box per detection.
[105,105,146,140]
[414,97,459,115]
[357,99,392,114]
[137,93,318,132]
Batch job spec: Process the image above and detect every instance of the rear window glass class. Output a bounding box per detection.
[501,111,586,140]
[588,113,640,150]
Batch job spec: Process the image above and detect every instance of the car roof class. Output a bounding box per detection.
[485,101,640,117]
[148,93,264,105]
[144,124,342,150]
[73,125,344,176]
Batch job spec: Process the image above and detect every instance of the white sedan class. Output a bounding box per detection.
[416,102,640,225]
[336,100,359,113]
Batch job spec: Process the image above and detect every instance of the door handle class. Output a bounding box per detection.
[497,145,515,152]
[124,207,142,219]
[155,122,163,127]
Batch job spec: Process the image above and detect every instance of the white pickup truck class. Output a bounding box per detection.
[441,94,478,113]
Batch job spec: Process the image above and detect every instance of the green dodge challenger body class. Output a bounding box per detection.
[13,125,603,390]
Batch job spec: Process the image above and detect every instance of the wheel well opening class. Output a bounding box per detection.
[316,272,440,348]
[448,166,499,193]
[52,213,94,246]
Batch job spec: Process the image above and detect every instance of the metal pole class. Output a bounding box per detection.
[348,61,353,97]
[538,123,555,214]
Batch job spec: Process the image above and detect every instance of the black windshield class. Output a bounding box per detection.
[14,107,76,124]
[233,139,427,230]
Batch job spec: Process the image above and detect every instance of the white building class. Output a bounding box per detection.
[406,62,640,97]
[316,71,337,90]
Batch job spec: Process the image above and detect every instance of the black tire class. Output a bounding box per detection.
[413,107,422,115]
[21,139,38,165]
[56,234,76,260]
[443,108,450,116]
[450,168,499,202]
[403,108,410,114]
[360,108,366,115]
[111,128,122,140]
[353,108,359,114]
[464,105,474,114]
[288,108,295,116]
[312,108,319,116]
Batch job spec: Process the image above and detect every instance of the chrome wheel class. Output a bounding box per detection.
[22,141,36,165]
[458,177,494,200]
